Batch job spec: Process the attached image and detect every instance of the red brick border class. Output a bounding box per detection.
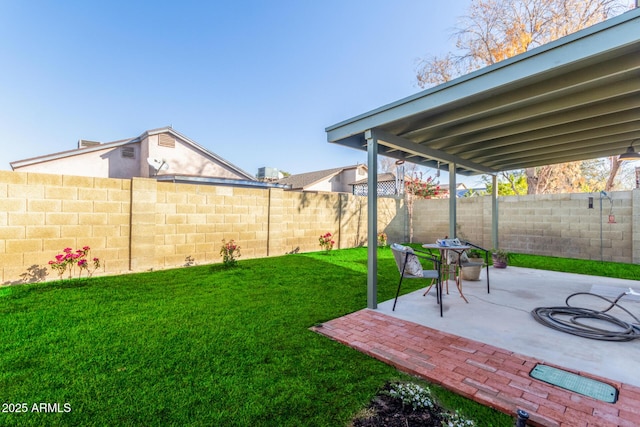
[312,309,640,427]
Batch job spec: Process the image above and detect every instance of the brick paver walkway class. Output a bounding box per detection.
[312,309,640,427]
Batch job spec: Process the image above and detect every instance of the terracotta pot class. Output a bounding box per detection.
[492,256,507,269]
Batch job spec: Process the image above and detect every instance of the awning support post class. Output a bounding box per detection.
[449,163,457,238]
[365,129,378,309]
[492,174,499,250]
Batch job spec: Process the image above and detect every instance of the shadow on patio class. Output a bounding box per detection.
[313,267,640,426]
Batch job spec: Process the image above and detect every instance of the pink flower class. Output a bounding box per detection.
[83,246,90,251]
[63,247,72,253]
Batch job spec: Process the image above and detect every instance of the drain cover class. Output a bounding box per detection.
[530,364,618,403]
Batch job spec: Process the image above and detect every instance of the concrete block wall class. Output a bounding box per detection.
[336,194,366,248]
[1,172,404,283]
[277,191,341,254]
[397,191,633,263]
[456,196,489,246]
[151,182,270,268]
[633,190,640,264]
[412,198,451,243]
[497,192,632,263]
[1,170,637,285]
[377,197,406,246]
[0,171,131,284]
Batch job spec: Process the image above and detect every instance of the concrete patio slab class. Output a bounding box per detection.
[377,266,640,387]
[379,267,640,388]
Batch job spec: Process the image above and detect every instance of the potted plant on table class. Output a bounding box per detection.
[492,249,509,268]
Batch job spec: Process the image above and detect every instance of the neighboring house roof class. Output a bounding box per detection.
[10,126,256,182]
[277,165,365,190]
[10,138,134,170]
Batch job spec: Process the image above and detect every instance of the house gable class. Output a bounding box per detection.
[11,126,255,182]
[142,128,254,181]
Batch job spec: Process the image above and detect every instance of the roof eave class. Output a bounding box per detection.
[10,139,136,169]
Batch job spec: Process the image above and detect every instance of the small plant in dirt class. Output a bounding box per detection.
[385,382,435,411]
[319,232,335,253]
[441,410,476,426]
[220,239,241,267]
[352,381,476,427]
[48,246,101,279]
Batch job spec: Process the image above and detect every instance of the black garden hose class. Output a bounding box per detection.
[531,291,640,342]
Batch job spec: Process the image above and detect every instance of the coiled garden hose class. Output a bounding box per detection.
[531,288,640,342]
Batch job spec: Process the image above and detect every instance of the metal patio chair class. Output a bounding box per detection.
[391,243,443,317]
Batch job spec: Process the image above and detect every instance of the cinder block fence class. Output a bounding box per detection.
[1,170,637,284]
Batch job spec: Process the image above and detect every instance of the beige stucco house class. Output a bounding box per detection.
[10,126,259,186]
[277,165,367,193]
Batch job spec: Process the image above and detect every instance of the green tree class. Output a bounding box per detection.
[482,172,527,196]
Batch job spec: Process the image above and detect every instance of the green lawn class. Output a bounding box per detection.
[509,253,640,280]
[3,248,631,426]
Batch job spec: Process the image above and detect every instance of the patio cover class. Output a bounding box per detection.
[325,8,640,308]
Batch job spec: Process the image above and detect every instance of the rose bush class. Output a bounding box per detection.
[48,246,100,279]
[220,239,241,267]
[319,232,335,253]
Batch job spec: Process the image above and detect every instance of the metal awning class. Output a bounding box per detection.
[327,8,640,176]
[325,8,640,309]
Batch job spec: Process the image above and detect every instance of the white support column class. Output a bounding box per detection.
[449,163,457,238]
[365,129,378,309]
[492,174,499,249]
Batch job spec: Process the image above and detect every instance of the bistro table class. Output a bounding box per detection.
[423,243,470,303]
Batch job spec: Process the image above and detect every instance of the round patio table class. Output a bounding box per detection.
[423,243,470,303]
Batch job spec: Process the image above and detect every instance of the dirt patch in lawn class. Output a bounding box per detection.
[350,382,451,427]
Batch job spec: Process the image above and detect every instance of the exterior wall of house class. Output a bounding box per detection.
[1,170,637,285]
[145,132,249,180]
[337,166,367,193]
[305,166,367,193]
[13,130,252,181]
[305,180,333,193]
[13,144,141,179]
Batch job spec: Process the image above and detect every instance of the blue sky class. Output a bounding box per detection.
[0,1,481,183]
